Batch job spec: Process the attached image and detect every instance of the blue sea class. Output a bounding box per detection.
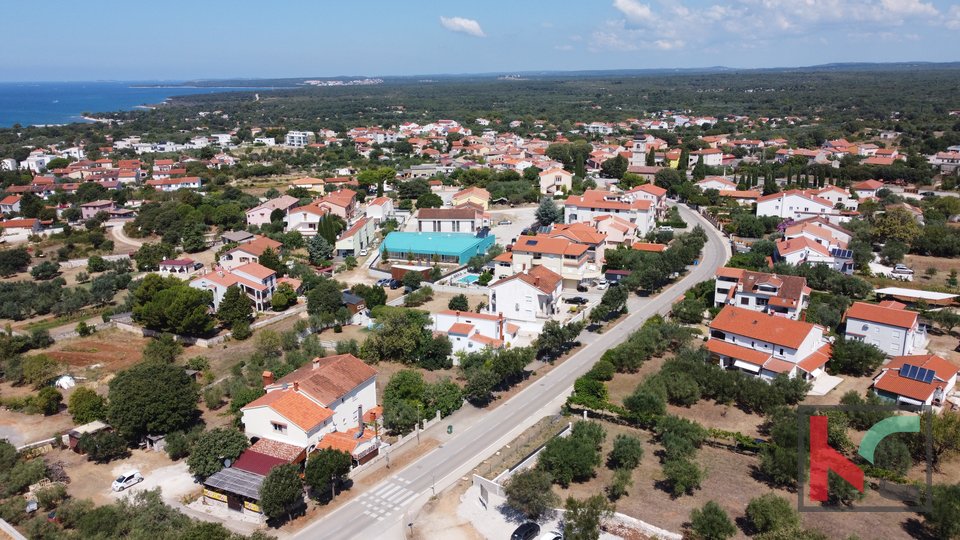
[0,81,282,127]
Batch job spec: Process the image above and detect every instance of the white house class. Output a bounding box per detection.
[713,267,810,320]
[414,207,488,233]
[539,168,573,195]
[219,235,283,271]
[843,301,926,357]
[245,195,299,228]
[144,177,202,191]
[158,258,199,279]
[0,195,21,215]
[696,176,738,192]
[688,148,723,167]
[488,265,563,327]
[241,354,378,454]
[190,262,277,312]
[756,189,843,222]
[505,234,599,287]
[774,236,854,274]
[852,179,884,200]
[284,204,330,237]
[285,131,315,147]
[813,185,858,210]
[563,190,654,236]
[365,196,395,224]
[622,183,668,219]
[432,310,519,356]
[706,305,832,382]
[335,217,375,256]
[872,354,959,410]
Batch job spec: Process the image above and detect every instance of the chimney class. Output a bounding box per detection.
[312,357,320,370]
[262,370,274,387]
[293,381,299,392]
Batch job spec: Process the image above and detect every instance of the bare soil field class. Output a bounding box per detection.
[903,254,960,289]
[43,328,150,372]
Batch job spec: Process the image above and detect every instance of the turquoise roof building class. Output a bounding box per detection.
[381,232,495,264]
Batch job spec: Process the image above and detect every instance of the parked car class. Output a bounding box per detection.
[920,191,936,197]
[358,248,368,256]
[576,283,588,292]
[498,219,513,225]
[535,532,562,540]
[389,279,402,289]
[112,471,143,492]
[564,296,589,305]
[376,278,391,287]
[595,279,608,290]
[658,225,674,232]
[511,522,541,540]
[893,264,914,275]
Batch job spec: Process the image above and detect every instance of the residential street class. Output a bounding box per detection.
[291,203,731,540]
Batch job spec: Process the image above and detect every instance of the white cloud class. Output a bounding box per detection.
[612,0,656,25]
[439,16,486,37]
[592,0,948,54]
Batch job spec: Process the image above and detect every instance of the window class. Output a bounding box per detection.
[740,297,750,305]
[779,348,784,355]
[271,422,287,433]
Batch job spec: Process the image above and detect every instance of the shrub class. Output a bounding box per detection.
[745,493,800,534]
[78,431,129,463]
[607,467,633,501]
[689,500,736,540]
[607,434,644,470]
[504,468,558,520]
[662,457,703,497]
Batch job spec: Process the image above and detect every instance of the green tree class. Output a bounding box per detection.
[142,333,183,363]
[132,242,176,271]
[828,339,885,376]
[259,464,304,521]
[258,248,284,276]
[745,493,800,534]
[504,468,558,519]
[217,285,253,328]
[107,362,199,441]
[306,278,344,322]
[68,387,106,424]
[662,458,703,497]
[607,435,644,470]
[925,483,960,540]
[21,355,60,388]
[689,500,736,540]
[34,386,63,415]
[416,192,443,209]
[872,207,922,245]
[304,448,353,503]
[78,430,129,463]
[563,494,613,540]
[607,467,633,501]
[30,261,60,281]
[600,155,628,179]
[447,294,470,311]
[402,271,422,290]
[535,197,563,225]
[307,235,334,265]
[0,248,31,276]
[186,428,249,479]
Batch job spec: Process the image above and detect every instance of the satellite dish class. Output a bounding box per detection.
[223,458,232,468]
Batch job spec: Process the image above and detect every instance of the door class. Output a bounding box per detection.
[227,493,243,511]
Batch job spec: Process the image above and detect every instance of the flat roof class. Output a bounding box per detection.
[203,467,264,500]
[874,287,958,301]
[382,231,494,256]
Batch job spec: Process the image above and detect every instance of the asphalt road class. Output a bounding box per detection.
[294,204,730,540]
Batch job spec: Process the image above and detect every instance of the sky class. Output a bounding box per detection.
[2,0,960,81]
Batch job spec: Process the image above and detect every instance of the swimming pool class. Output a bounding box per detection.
[458,274,480,284]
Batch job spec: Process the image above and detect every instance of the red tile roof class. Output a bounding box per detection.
[706,338,771,366]
[873,354,959,402]
[447,322,475,336]
[242,389,334,431]
[513,235,589,257]
[232,449,287,476]
[272,354,377,406]
[843,302,918,329]
[710,305,817,349]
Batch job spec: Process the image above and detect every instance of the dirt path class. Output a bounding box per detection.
[109,223,143,251]
[413,480,484,540]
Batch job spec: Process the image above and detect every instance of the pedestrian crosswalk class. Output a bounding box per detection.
[356,477,419,521]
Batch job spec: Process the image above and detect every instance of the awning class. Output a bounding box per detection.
[897,396,924,406]
[733,359,761,373]
[203,467,264,500]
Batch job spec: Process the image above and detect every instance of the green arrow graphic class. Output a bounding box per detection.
[858,415,920,464]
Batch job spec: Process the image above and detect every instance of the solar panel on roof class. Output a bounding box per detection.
[831,248,853,259]
[900,364,918,379]
[920,368,936,384]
